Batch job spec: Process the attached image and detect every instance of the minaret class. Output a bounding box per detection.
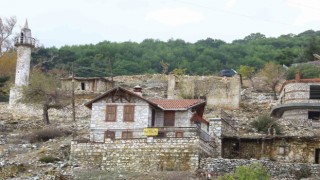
[9,20,35,106]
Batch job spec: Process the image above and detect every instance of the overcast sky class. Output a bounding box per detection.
[2,0,320,47]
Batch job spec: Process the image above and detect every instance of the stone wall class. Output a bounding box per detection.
[279,82,320,104]
[167,75,241,109]
[90,97,150,142]
[209,118,222,157]
[61,79,113,94]
[71,137,201,172]
[222,137,320,163]
[200,158,320,178]
[9,46,32,106]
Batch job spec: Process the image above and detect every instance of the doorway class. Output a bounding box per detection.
[315,149,320,164]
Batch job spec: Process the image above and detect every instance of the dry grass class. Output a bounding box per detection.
[23,127,72,143]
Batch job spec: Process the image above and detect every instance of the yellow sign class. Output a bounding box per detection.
[143,128,158,136]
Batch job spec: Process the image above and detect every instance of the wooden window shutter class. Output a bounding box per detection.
[122,131,133,139]
[123,105,134,122]
[106,105,117,122]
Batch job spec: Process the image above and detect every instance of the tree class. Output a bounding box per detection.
[21,70,70,124]
[238,65,255,87]
[286,64,320,80]
[0,51,16,77]
[0,52,17,101]
[0,16,17,55]
[259,62,286,100]
[244,33,266,42]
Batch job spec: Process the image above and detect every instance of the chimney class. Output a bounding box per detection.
[295,71,301,82]
[133,85,142,96]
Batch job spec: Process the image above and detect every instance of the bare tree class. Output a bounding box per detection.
[21,69,70,124]
[0,16,17,56]
[259,62,286,100]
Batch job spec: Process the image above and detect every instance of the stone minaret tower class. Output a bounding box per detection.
[9,20,35,106]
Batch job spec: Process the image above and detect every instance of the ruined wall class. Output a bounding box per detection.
[222,137,320,163]
[206,76,241,109]
[71,137,200,172]
[167,75,241,108]
[61,79,113,94]
[200,158,320,178]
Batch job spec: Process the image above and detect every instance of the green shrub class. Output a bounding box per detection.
[250,115,281,134]
[287,64,320,80]
[39,156,60,163]
[218,163,269,180]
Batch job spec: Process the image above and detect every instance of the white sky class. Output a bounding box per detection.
[2,0,320,47]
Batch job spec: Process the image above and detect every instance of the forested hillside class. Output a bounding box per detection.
[32,30,320,77]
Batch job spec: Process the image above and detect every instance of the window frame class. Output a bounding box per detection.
[105,105,117,122]
[310,85,320,99]
[123,105,135,122]
[122,131,133,139]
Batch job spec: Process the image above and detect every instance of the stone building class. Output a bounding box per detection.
[84,86,210,142]
[167,74,241,109]
[71,86,219,171]
[9,20,36,106]
[221,73,320,163]
[271,72,320,127]
[60,77,114,94]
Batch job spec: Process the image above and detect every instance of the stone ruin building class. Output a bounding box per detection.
[167,74,241,109]
[60,77,114,94]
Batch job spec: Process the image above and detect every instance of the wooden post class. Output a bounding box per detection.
[108,57,114,87]
[72,62,76,122]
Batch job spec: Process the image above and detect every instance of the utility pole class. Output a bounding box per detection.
[72,62,76,121]
[108,57,114,87]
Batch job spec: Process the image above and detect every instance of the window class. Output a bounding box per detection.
[164,111,175,126]
[310,85,320,99]
[123,105,134,122]
[20,32,24,43]
[122,131,133,139]
[105,131,115,140]
[157,131,166,138]
[278,146,285,155]
[308,111,320,120]
[175,132,183,138]
[81,82,85,90]
[315,149,320,164]
[106,105,117,122]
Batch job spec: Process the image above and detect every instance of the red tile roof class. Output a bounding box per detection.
[150,99,205,110]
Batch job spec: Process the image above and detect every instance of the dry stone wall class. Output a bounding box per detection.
[200,158,320,178]
[71,137,200,172]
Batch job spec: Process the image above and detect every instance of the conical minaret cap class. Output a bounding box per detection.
[23,19,29,29]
